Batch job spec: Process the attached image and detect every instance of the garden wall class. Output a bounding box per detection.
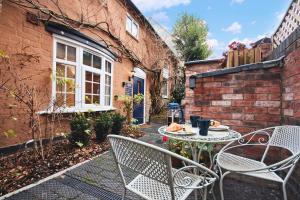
[185,52,300,135]
[185,60,283,134]
[184,58,224,125]
[282,47,300,125]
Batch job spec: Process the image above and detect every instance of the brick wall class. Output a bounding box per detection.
[184,47,300,133]
[187,66,282,134]
[282,48,300,125]
[0,1,176,147]
[183,59,224,122]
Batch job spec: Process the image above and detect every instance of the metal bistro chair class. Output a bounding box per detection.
[216,126,300,200]
[108,135,219,200]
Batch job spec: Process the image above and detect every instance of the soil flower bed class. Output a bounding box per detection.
[0,127,145,197]
[0,138,110,196]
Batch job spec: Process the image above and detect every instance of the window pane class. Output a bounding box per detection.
[105,61,111,73]
[85,95,92,104]
[93,95,100,104]
[105,85,111,95]
[56,93,64,107]
[163,67,169,78]
[93,55,102,69]
[105,96,110,106]
[66,79,75,93]
[85,82,92,93]
[126,16,132,32]
[132,22,138,37]
[83,51,92,66]
[66,94,75,107]
[67,46,76,62]
[56,64,65,77]
[93,74,100,83]
[85,71,92,81]
[105,75,111,85]
[162,79,168,97]
[56,78,65,92]
[66,66,76,79]
[93,83,100,94]
[137,81,141,93]
[56,43,65,59]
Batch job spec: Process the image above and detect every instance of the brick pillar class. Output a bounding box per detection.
[259,43,273,60]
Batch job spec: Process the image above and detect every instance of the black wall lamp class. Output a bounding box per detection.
[189,76,196,90]
[129,69,135,81]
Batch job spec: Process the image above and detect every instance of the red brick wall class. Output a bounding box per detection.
[187,67,282,134]
[0,1,177,147]
[282,48,300,125]
[183,60,224,122]
[184,46,300,134]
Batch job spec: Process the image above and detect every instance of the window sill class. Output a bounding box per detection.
[37,106,116,115]
[162,95,168,99]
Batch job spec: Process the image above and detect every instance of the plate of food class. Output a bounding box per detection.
[165,123,196,136]
[208,125,229,131]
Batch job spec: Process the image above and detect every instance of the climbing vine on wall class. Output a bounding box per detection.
[4,0,179,114]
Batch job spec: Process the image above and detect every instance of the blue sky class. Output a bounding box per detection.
[131,0,291,58]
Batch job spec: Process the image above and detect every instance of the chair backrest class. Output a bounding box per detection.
[108,135,173,185]
[269,126,300,155]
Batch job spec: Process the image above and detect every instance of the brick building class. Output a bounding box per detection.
[0,0,178,147]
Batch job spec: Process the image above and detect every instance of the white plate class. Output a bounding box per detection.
[166,131,196,136]
[208,125,229,131]
[164,127,196,136]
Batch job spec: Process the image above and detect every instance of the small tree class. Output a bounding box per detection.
[173,13,211,62]
[171,81,185,104]
[118,94,144,125]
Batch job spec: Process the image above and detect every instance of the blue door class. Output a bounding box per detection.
[133,77,144,124]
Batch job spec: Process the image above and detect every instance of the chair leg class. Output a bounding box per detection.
[219,171,230,200]
[193,188,198,200]
[282,183,287,200]
[202,187,208,200]
[219,175,224,200]
[122,188,127,200]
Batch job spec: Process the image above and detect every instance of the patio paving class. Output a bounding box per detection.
[2,123,300,200]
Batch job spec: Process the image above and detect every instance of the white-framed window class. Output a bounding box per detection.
[126,14,139,39]
[161,67,169,99]
[52,35,114,113]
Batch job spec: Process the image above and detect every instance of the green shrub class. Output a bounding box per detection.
[171,82,185,104]
[94,112,112,142]
[111,113,126,135]
[68,113,92,147]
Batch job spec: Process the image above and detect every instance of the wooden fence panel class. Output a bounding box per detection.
[233,50,239,67]
[227,46,262,67]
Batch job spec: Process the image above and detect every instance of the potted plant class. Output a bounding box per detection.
[94,112,112,142]
[111,112,126,135]
[68,113,92,147]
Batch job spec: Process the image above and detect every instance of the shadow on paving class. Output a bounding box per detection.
[3,123,300,200]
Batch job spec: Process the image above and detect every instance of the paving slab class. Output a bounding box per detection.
[2,123,300,200]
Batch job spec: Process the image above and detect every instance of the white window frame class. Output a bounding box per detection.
[162,67,169,99]
[49,34,114,113]
[126,14,139,39]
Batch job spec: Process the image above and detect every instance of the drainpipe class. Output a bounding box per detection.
[279,57,285,125]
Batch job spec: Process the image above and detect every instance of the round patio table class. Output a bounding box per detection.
[158,125,242,168]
